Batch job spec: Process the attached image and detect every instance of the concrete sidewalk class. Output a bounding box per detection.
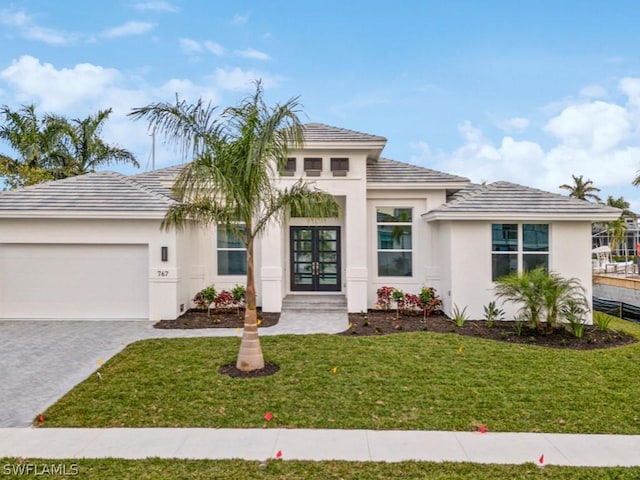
[1,428,639,466]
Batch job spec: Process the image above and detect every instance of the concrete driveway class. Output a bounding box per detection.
[0,320,163,427]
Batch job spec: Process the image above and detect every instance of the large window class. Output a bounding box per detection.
[217,224,247,275]
[377,207,413,276]
[491,224,549,281]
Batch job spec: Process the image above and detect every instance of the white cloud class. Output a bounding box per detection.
[0,7,75,45]
[236,48,270,61]
[495,116,530,133]
[0,8,30,26]
[543,101,630,152]
[130,1,180,13]
[179,37,203,54]
[103,21,155,38]
[0,55,121,111]
[580,84,607,99]
[232,13,250,24]
[418,82,640,210]
[204,41,225,56]
[212,67,279,91]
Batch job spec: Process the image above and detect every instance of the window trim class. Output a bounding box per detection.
[304,157,322,176]
[376,207,414,277]
[491,223,549,281]
[330,157,349,176]
[281,157,296,176]
[217,223,247,276]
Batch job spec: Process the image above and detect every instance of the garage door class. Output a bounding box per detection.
[0,244,148,319]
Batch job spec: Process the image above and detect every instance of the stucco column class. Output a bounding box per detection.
[260,221,284,312]
[345,188,368,312]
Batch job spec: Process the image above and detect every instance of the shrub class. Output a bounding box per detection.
[563,299,588,338]
[392,289,405,319]
[401,293,422,315]
[494,267,588,335]
[214,290,236,312]
[193,285,216,318]
[451,304,469,327]
[593,311,612,331]
[376,286,395,310]
[483,301,504,327]
[419,287,442,319]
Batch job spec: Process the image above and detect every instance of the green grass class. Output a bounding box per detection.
[1,459,639,480]
[42,322,640,433]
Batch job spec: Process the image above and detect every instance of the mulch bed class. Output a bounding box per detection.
[154,308,279,329]
[342,310,637,350]
[218,361,280,378]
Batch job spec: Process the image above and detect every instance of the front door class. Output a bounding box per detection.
[290,226,341,291]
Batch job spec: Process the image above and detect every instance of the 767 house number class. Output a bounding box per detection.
[157,270,169,277]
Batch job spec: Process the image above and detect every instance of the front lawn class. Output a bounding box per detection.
[1,459,639,480]
[42,320,640,433]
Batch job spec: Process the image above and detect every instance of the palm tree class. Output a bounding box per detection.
[0,104,65,188]
[494,267,588,334]
[55,108,138,178]
[129,82,340,371]
[559,174,601,202]
[608,216,628,255]
[606,195,636,220]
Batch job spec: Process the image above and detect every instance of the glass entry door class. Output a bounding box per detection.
[290,226,341,291]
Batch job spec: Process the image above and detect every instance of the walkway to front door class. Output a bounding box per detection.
[290,226,341,291]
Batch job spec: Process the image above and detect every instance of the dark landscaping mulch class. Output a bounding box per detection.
[154,309,279,329]
[343,310,637,350]
[218,361,280,378]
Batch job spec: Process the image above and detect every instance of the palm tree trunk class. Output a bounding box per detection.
[236,236,265,371]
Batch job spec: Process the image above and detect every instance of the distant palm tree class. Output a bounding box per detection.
[608,216,628,255]
[606,195,636,220]
[559,174,601,202]
[129,82,340,371]
[55,108,138,177]
[0,104,65,188]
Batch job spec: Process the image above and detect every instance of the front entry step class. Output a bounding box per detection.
[282,295,347,313]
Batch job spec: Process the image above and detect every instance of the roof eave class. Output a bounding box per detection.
[0,210,169,220]
[368,181,470,190]
[422,211,622,222]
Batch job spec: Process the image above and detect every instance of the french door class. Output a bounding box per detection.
[290,226,341,291]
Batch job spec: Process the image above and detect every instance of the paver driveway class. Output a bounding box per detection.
[0,320,162,427]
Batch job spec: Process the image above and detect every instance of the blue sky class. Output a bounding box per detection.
[2,1,640,208]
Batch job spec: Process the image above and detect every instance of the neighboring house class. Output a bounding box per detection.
[0,123,621,321]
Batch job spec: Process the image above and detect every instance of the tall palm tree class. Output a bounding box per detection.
[559,174,601,202]
[0,104,65,188]
[55,108,138,178]
[129,82,340,371]
[608,216,628,255]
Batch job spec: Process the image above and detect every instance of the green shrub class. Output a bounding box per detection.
[419,286,443,319]
[563,299,588,338]
[451,304,469,327]
[193,285,217,318]
[483,301,504,327]
[593,311,613,331]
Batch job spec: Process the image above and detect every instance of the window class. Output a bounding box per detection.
[217,224,247,275]
[281,157,296,176]
[304,157,322,176]
[377,207,413,276]
[330,157,349,176]
[491,223,549,281]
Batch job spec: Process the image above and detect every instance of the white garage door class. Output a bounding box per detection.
[0,244,148,319]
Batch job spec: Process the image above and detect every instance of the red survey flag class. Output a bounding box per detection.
[276,450,283,459]
[538,454,545,465]
[264,411,273,421]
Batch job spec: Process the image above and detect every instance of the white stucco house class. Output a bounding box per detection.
[0,123,621,321]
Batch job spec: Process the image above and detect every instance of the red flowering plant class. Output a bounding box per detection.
[401,293,423,316]
[213,290,237,314]
[375,286,395,310]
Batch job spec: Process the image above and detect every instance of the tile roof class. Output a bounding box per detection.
[130,164,185,198]
[425,181,621,220]
[302,123,387,143]
[0,170,175,215]
[367,157,470,184]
